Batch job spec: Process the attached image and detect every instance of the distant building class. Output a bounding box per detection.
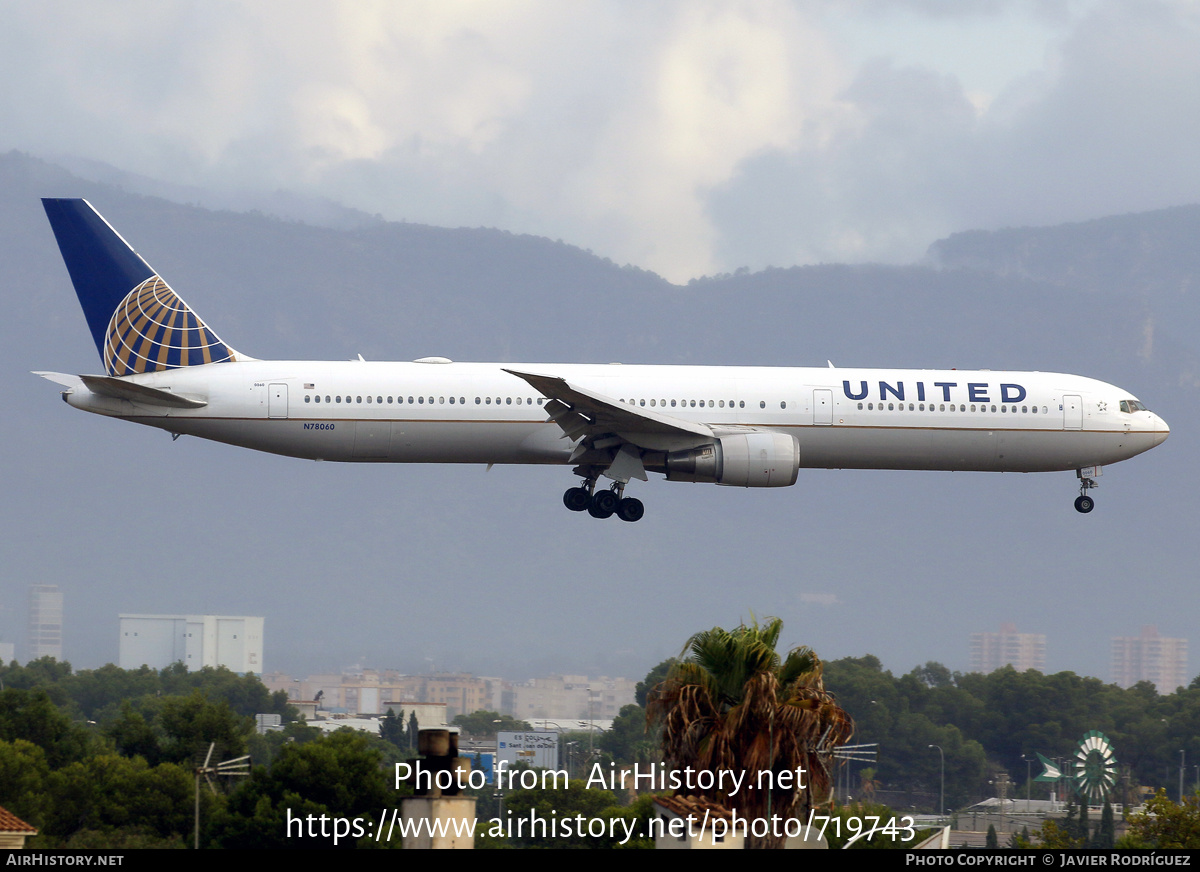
[509,674,636,721]
[1111,626,1188,691]
[119,614,263,673]
[28,584,63,661]
[969,623,1046,673]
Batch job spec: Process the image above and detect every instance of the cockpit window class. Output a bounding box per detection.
[1120,399,1149,413]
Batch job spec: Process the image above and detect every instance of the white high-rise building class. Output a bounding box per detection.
[1111,626,1188,692]
[969,623,1046,673]
[29,584,63,661]
[119,614,264,673]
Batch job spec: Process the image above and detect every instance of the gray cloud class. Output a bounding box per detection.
[2,1,1197,282]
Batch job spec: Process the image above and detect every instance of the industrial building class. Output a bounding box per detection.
[119,614,264,673]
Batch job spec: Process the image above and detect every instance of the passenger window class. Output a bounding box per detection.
[357,396,362,403]
[857,402,863,410]
[336,396,342,403]
[305,395,311,403]
[759,401,765,409]
[780,401,786,409]
[367,396,372,403]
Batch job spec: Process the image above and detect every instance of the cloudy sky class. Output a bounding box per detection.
[3,1,1197,686]
[6,0,1200,282]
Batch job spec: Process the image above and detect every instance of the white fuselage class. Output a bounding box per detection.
[64,359,1169,475]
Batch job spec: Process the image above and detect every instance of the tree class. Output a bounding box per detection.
[598,703,659,767]
[0,688,93,768]
[1126,789,1200,848]
[647,616,853,848]
[379,708,409,750]
[214,730,401,848]
[0,739,51,829]
[41,754,194,845]
[636,659,675,707]
[157,691,250,765]
[501,782,623,848]
[1095,798,1115,848]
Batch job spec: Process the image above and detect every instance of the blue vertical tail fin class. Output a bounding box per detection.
[42,199,243,376]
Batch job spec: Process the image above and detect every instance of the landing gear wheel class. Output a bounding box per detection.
[563,487,591,512]
[1074,495,1095,514]
[588,490,618,519]
[616,497,644,523]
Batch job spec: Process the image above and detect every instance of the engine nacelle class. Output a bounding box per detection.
[665,432,800,487]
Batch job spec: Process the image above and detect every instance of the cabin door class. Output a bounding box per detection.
[268,384,288,419]
[1062,394,1082,430]
[813,389,833,425]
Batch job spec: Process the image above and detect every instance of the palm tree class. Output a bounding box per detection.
[646,616,853,848]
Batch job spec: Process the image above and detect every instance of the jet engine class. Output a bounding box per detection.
[665,432,800,487]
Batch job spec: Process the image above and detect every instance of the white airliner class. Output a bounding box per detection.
[36,199,1169,521]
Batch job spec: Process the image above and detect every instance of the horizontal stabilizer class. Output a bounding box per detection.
[32,371,85,390]
[78,375,207,408]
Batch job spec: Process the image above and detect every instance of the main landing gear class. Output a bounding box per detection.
[563,479,644,522]
[1074,469,1098,513]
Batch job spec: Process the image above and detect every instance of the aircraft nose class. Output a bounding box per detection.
[1151,413,1170,446]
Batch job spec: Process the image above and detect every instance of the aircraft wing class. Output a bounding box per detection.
[503,368,714,460]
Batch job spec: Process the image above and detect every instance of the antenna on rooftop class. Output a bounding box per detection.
[193,742,251,849]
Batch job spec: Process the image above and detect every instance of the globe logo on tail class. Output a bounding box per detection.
[104,276,237,376]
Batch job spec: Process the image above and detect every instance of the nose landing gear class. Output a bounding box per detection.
[1074,468,1099,513]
